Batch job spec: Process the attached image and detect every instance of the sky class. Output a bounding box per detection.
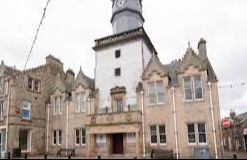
[0,0,246,117]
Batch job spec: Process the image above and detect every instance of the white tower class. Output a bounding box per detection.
[94,0,154,112]
[111,0,144,34]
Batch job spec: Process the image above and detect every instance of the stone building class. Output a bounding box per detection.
[0,0,223,159]
[222,111,247,152]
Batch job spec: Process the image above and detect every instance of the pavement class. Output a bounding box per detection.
[223,150,247,159]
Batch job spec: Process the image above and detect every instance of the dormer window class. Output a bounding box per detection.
[115,50,121,58]
[183,75,203,101]
[148,81,165,105]
[28,77,41,92]
[53,97,62,115]
[76,93,86,113]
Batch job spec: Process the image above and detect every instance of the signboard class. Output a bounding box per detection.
[244,128,247,135]
[223,118,231,128]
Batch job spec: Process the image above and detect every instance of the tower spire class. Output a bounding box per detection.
[111,0,144,34]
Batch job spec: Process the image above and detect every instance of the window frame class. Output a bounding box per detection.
[75,129,80,146]
[197,123,207,145]
[150,125,158,145]
[187,123,196,145]
[53,130,57,146]
[115,50,121,58]
[53,130,62,146]
[148,81,165,106]
[81,128,86,146]
[127,133,136,144]
[96,134,106,146]
[193,75,204,101]
[0,101,4,120]
[0,77,4,94]
[54,96,62,115]
[159,125,167,145]
[76,93,86,113]
[22,101,31,120]
[114,68,121,77]
[183,76,193,102]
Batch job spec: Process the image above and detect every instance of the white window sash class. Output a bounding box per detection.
[187,124,196,144]
[75,129,80,146]
[156,81,165,104]
[159,125,167,145]
[81,129,86,146]
[150,126,158,145]
[198,123,207,145]
[127,133,136,144]
[193,76,203,101]
[184,77,193,101]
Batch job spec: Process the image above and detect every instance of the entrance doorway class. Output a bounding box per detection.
[244,136,247,152]
[112,134,124,154]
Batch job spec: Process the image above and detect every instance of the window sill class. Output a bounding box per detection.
[150,143,158,146]
[188,143,196,146]
[159,143,167,146]
[198,143,208,146]
[21,150,31,153]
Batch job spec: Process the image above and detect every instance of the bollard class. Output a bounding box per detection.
[24,153,28,159]
[68,155,71,159]
[151,149,154,159]
[98,155,101,159]
[233,154,237,159]
[7,152,10,159]
[44,154,47,159]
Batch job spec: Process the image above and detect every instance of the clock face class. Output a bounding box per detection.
[117,0,125,7]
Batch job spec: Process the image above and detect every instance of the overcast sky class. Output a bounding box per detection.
[0,0,246,117]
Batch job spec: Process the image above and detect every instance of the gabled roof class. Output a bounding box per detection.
[73,69,94,90]
[142,54,168,80]
[142,44,218,87]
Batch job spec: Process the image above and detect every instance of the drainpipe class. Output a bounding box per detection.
[46,104,50,153]
[208,82,218,159]
[172,87,179,159]
[66,101,69,149]
[6,79,10,152]
[140,91,145,158]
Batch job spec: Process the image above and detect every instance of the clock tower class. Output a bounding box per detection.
[111,0,144,34]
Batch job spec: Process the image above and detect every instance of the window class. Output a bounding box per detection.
[183,75,203,101]
[148,81,165,105]
[28,78,33,90]
[194,76,203,99]
[27,77,41,92]
[75,128,86,146]
[34,79,41,91]
[58,130,62,145]
[159,125,166,144]
[150,126,157,144]
[115,68,121,77]
[81,128,86,145]
[19,129,31,151]
[96,134,106,146]
[22,101,31,120]
[116,98,123,113]
[54,97,62,115]
[0,77,3,94]
[184,77,193,100]
[198,123,207,144]
[53,131,57,145]
[148,82,156,104]
[0,101,4,120]
[127,133,136,144]
[187,124,196,144]
[156,81,165,103]
[75,129,80,145]
[53,130,62,146]
[76,93,86,113]
[115,50,121,58]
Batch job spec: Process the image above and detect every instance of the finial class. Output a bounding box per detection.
[80,66,82,71]
[1,60,4,66]
[188,42,191,48]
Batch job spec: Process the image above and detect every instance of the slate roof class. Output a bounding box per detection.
[142,45,218,87]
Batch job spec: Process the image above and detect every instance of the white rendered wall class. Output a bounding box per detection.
[95,39,152,108]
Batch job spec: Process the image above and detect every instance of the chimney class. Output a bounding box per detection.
[198,38,207,60]
[66,69,75,84]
